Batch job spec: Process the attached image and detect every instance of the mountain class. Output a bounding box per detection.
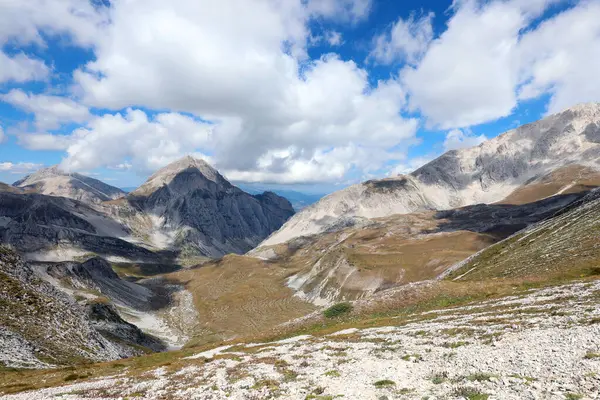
[125,156,295,257]
[263,103,600,246]
[13,165,126,204]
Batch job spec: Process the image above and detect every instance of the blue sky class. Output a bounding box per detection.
[1,0,599,194]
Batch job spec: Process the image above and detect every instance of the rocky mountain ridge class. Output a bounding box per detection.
[13,166,126,204]
[262,102,600,246]
[125,156,295,257]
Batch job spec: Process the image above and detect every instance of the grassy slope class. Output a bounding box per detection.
[168,255,315,347]
[499,164,600,205]
[446,189,600,281]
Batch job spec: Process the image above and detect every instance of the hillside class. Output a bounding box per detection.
[263,103,600,246]
[0,247,160,369]
[445,188,600,281]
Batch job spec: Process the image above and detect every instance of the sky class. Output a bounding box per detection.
[0,0,599,194]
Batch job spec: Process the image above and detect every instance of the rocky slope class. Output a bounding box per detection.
[125,156,295,257]
[0,191,158,262]
[263,102,600,246]
[14,166,125,205]
[4,280,599,399]
[248,189,585,306]
[0,247,161,369]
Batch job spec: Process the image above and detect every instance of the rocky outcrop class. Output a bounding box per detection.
[127,156,295,257]
[0,247,160,368]
[13,166,125,205]
[263,103,600,246]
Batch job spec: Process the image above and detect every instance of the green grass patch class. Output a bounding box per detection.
[373,379,396,388]
[323,303,353,319]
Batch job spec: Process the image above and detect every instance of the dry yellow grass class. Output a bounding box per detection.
[500,164,600,205]
[167,255,315,347]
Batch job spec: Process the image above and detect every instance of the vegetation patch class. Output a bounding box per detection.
[324,303,353,319]
[373,379,396,388]
[451,386,489,400]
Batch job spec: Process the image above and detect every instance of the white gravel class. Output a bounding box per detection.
[4,280,600,400]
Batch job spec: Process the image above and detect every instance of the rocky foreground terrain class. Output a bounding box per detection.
[3,280,599,399]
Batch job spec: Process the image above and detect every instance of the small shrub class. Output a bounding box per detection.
[324,370,341,377]
[584,352,600,359]
[323,302,353,319]
[565,394,583,400]
[466,372,496,382]
[373,379,396,388]
[63,373,80,382]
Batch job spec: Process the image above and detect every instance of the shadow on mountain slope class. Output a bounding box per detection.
[429,191,588,237]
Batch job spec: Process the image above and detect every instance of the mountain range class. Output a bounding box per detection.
[0,156,294,261]
[2,103,600,389]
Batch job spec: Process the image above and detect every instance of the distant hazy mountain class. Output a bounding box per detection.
[262,103,600,246]
[237,184,325,210]
[14,165,125,204]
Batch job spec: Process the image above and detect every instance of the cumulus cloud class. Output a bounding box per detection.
[306,0,372,23]
[401,0,526,129]
[0,52,49,83]
[0,0,108,47]
[517,1,600,114]
[1,90,91,130]
[443,128,487,151]
[62,0,417,182]
[370,12,434,65]
[388,155,435,176]
[326,31,343,46]
[52,109,213,173]
[400,0,600,129]
[0,162,43,174]
[0,0,107,84]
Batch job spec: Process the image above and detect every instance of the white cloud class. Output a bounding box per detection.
[63,0,416,183]
[17,133,72,151]
[370,12,434,65]
[0,0,108,47]
[306,0,372,23]
[399,0,600,129]
[517,1,600,114]
[0,52,49,83]
[0,0,108,84]
[443,128,487,151]
[0,126,4,143]
[0,162,43,174]
[401,0,528,129]
[326,31,343,46]
[52,109,213,173]
[1,90,90,130]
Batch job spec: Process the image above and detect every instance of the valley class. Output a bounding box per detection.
[1,104,600,399]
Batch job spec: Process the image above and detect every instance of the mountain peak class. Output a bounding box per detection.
[13,165,65,186]
[130,156,226,197]
[13,165,125,204]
